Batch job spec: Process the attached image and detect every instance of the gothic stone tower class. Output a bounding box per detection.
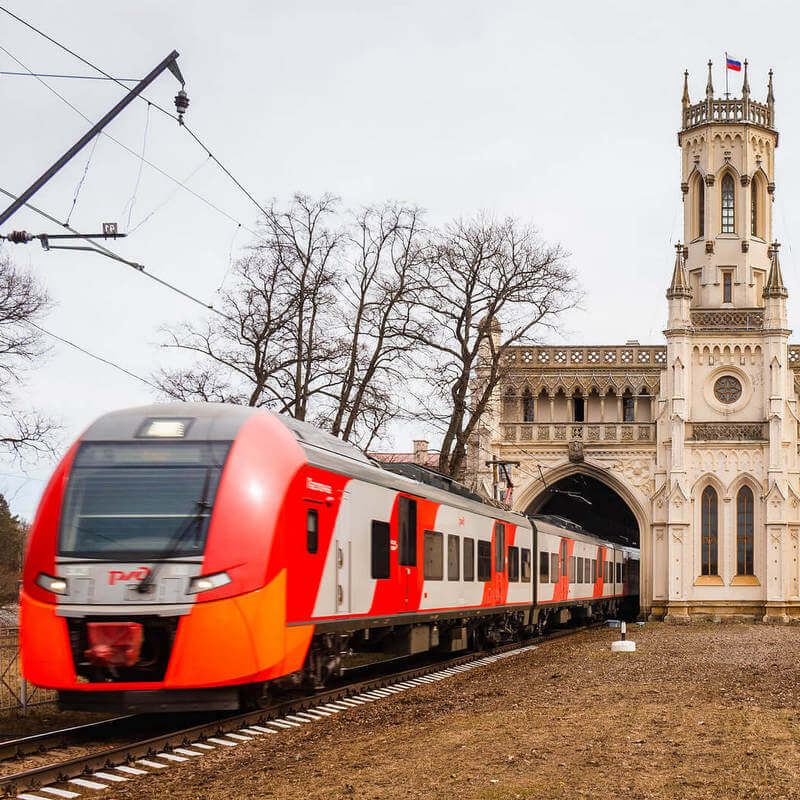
[655,61,800,621]
[469,60,800,621]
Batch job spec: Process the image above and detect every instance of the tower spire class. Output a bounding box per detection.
[682,70,690,107]
[706,60,714,99]
[764,241,788,298]
[742,59,750,98]
[667,242,692,299]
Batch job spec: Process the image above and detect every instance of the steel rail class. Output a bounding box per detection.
[0,623,602,796]
[0,715,135,761]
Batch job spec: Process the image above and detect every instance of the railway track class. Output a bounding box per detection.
[0,623,601,797]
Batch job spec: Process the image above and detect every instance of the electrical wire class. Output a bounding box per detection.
[0,7,274,222]
[64,133,99,226]
[0,43,266,243]
[123,102,151,231]
[27,320,159,390]
[0,70,140,81]
[0,185,230,321]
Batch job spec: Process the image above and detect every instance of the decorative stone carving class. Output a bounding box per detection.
[604,425,617,440]
[638,425,651,440]
[740,174,751,186]
[537,425,549,441]
[588,426,600,441]
[621,427,634,441]
[691,423,767,440]
[705,240,715,253]
[568,441,584,462]
[520,425,532,441]
[554,425,566,440]
[741,240,749,252]
[691,310,764,329]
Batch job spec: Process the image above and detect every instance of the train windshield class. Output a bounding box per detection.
[58,441,231,558]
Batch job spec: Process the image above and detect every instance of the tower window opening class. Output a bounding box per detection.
[697,178,705,238]
[736,486,754,576]
[622,395,634,423]
[701,486,719,576]
[723,272,732,303]
[721,174,735,233]
[573,395,584,423]
[522,389,535,422]
[751,183,758,237]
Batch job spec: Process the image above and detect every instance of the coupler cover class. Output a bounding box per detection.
[85,621,144,668]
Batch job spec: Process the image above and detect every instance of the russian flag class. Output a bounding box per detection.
[726,56,742,72]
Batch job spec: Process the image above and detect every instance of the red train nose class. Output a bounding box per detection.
[85,622,144,668]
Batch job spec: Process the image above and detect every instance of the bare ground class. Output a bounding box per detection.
[99,623,800,800]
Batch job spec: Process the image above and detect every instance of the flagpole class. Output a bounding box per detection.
[725,51,729,98]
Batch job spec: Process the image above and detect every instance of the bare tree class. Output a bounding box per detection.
[157,194,344,416]
[412,216,578,480]
[156,196,426,447]
[324,202,428,444]
[0,250,57,458]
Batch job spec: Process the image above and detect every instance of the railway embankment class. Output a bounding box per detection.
[101,623,800,800]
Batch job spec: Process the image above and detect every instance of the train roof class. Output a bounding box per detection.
[81,403,526,527]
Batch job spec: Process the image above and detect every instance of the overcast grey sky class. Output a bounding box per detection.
[2,0,800,519]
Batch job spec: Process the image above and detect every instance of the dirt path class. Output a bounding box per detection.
[110,624,800,800]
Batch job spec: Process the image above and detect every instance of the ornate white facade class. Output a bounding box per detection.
[469,62,800,620]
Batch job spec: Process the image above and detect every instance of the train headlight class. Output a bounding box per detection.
[187,571,231,594]
[36,573,69,595]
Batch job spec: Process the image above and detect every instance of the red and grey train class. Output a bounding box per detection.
[20,403,639,712]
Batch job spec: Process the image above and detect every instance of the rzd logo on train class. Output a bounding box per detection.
[108,566,151,585]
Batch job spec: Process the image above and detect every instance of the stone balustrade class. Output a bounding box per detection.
[498,422,656,444]
[683,98,773,130]
[503,345,667,369]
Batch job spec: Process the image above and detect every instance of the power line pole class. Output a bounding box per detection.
[0,50,186,229]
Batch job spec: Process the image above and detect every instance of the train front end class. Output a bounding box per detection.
[20,403,312,712]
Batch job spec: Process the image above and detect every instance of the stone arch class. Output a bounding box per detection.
[513,461,652,612]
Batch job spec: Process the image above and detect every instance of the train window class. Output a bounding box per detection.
[306,508,319,554]
[606,561,611,582]
[371,521,391,579]
[621,564,626,583]
[508,546,519,582]
[398,497,417,567]
[560,541,568,576]
[591,558,597,583]
[584,558,590,583]
[463,537,475,581]
[576,557,584,583]
[423,530,443,580]
[539,552,549,583]
[522,548,531,582]
[448,535,460,581]
[478,540,492,582]
[551,553,558,584]
[569,556,575,583]
[616,562,622,583]
[494,523,505,572]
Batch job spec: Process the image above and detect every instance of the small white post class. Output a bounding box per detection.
[611,620,636,653]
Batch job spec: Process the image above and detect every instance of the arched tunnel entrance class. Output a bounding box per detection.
[526,474,640,548]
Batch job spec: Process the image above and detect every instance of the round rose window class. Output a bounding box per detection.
[714,375,742,404]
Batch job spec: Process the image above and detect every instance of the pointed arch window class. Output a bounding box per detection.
[697,177,705,238]
[721,174,735,233]
[736,486,754,576]
[522,389,535,423]
[751,182,758,237]
[701,486,718,575]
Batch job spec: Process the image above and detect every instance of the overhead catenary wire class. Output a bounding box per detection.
[0,7,275,224]
[0,43,266,241]
[64,133,100,226]
[0,185,232,321]
[26,320,159,391]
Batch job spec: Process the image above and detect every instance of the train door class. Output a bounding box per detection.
[494,522,506,605]
[334,490,351,614]
[398,496,418,609]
